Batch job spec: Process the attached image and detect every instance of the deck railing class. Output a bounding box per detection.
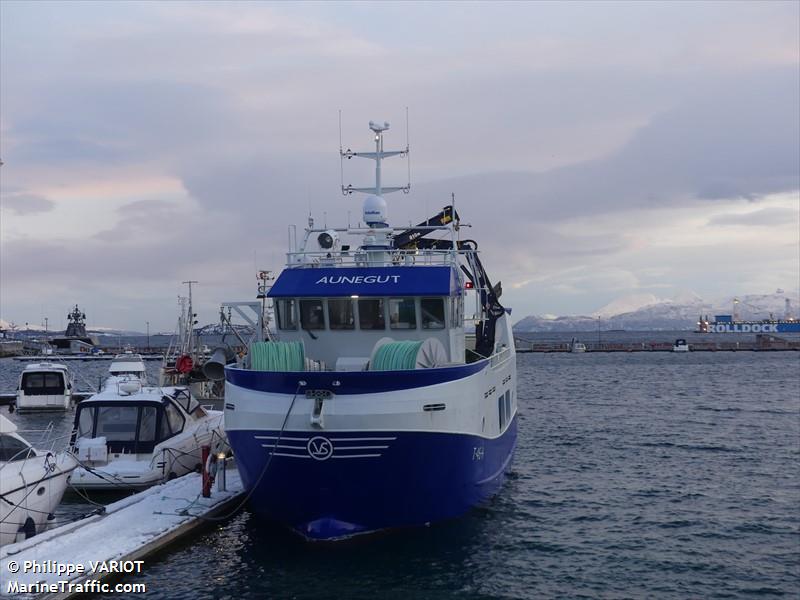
[285,248,463,268]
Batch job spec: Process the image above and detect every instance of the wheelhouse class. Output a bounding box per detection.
[269,265,467,368]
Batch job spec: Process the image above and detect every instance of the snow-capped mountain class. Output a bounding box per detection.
[514,290,799,332]
[591,293,664,318]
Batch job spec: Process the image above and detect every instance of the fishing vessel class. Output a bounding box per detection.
[160,284,222,401]
[0,415,77,545]
[223,120,517,540]
[15,363,73,412]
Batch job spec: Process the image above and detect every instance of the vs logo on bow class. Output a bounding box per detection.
[307,436,334,460]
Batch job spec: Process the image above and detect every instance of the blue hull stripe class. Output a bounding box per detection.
[225,360,488,395]
[228,420,517,540]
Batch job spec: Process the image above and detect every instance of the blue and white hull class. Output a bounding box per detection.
[224,354,517,540]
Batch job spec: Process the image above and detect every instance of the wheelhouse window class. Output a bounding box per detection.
[421,298,446,330]
[21,372,65,395]
[0,434,33,462]
[300,299,325,330]
[389,298,416,329]
[358,298,386,330]
[276,299,298,330]
[328,298,355,330]
[450,295,463,328]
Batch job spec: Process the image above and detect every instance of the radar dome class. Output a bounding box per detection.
[363,195,387,227]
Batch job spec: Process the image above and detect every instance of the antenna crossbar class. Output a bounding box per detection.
[339,118,411,197]
[342,185,409,195]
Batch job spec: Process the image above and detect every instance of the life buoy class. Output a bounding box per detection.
[176,354,194,374]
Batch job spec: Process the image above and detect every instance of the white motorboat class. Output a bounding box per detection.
[15,362,73,412]
[104,352,148,388]
[69,382,227,491]
[672,338,690,352]
[570,338,587,353]
[0,415,77,546]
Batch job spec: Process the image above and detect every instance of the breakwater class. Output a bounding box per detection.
[515,333,800,352]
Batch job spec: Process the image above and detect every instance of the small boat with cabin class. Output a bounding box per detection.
[104,352,148,387]
[569,338,587,353]
[672,338,690,352]
[0,415,77,545]
[15,363,73,412]
[69,381,226,491]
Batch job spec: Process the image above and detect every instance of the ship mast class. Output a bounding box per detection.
[182,280,198,357]
[339,121,411,263]
[340,120,410,198]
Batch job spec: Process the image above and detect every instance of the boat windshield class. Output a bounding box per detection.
[0,434,34,462]
[21,371,65,395]
[109,370,145,377]
[109,356,146,377]
[75,402,160,454]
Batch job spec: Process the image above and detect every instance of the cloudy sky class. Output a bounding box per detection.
[1,1,798,331]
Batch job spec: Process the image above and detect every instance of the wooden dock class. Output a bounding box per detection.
[0,467,243,599]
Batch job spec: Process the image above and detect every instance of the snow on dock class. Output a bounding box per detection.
[1,467,243,599]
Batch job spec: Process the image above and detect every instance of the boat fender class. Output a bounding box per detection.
[202,451,218,497]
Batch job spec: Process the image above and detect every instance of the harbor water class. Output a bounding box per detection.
[1,350,798,598]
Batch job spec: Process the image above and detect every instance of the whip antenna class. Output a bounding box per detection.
[405,106,411,193]
[338,110,345,195]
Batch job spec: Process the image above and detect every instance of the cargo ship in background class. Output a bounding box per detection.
[697,297,800,333]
